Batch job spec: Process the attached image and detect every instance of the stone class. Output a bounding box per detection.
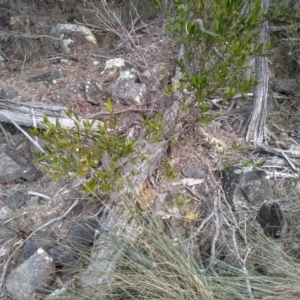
[294,123,300,133]
[5,248,55,300]
[223,166,273,211]
[27,69,63,88]
[110,70,147,105]
[103,58,125,74]
[69,82,82,94]
[66,219,98,250]
[181,166,205,179]
[22,230,55,261]
[83,79,106,105]
[273,78,300,95]
[0,86,17,99]
[26,196,40,207]
[20,96,33,102]
[49,219,97,274]
[7,191,27,209]
[257,202,287,238]
[51,24,97,53]
[0,244,10,260]
[0,55,5,67]
[0,145,41,183]
[0,206,14,220]
[49,243,79,274]
[0,225,17,240]
[50,93,64,103]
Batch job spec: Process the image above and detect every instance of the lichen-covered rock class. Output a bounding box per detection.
[223,166,273,211]
[51,24,97,53]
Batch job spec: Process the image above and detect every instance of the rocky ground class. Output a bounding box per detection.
[1,1,300,299]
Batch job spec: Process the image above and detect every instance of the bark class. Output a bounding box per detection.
[244,0,270,142]
[0,99,102,130]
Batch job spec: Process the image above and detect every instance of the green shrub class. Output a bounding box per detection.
[31,107,137,198]
[167,0,270,122]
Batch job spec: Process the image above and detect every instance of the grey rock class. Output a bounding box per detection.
[66,219,98,250]
[49,243,76,265]
[181,166,205,179]
[221,121,233,132]
[0,55,5,67]
[27,69,63,87]
[83,79,106,105]
[294,124,300,133]
[49,243,79,274]
[51,23,97,53]
[257,202,287,238]
[273,78,300,95]
[223,166,273,211]
[20,96,33,102]
[0,244,10,260]
[7,191,27,209]
[49,219,97,274]
[110,70,147,105]
[0,205,14,220]
[5,248,55,300]
[0,225,17,240]
[69,82,82,93]
[0,145,41,183]
[288,242,300,259]
[0,86,17,99]
[50,93,64,103]
[119,69,139,82]
[22,230,55,261]
[26,196,40,207]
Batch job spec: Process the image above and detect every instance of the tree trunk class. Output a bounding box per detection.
[244,0,270,142]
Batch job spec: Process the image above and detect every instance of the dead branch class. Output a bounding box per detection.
[244,0,270,142]
[256,142,300,159]
[0,99,103,130]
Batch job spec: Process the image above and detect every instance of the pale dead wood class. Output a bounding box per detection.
[0,99,103,130]
[256,142,300,159]
[244,0,269,142]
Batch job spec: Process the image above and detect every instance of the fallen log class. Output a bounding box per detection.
[0,99,103,130]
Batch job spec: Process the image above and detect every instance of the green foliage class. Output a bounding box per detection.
[162,160,179,180]
[174,194,190,208]
[167,0,270,121]
[142,112,165,142]
[270,0,300,25]
[30,108,137,198]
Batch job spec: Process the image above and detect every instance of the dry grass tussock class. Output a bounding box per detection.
[43,172,300,300]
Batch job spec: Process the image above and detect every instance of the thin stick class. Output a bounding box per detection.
[281,151,300,175]
[0,113,45,154]
[0,123,11,146]
[0,199,79,289]
[86,107,158,119]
